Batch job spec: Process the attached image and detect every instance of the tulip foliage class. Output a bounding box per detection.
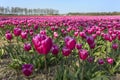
[0,16,120,80]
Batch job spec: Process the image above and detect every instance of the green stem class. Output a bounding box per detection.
[9,40,15,59]
[81,61,84,80]
[65,56,68,67]
[106,41,109,58]
[77,54,81,80]
[45,55,48,80]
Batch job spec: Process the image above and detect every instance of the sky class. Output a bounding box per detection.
[0,0,120,14]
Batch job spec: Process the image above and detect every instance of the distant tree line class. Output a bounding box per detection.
[67,12,120,15]
[0,6,59,15]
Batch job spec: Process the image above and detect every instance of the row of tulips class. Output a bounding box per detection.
[0,16,120,80]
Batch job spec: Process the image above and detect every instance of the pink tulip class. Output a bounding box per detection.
[24,43,31,51]
[30,30,34,36]
[25,29,29,33]
[86,36,94,45]
[96,31,101,36]
[79,31,86,38]
[32,34,52,55]
[13,27,22,36]
[111,34,117,40]
[61,29,65,33]
[76,44,82,50]
[89,42,96,49]
[87,29,93,34]
[106,57,114,64]
[21,31,27,39]
[118,34,120,40]
[40,30,46,35]
[51,44,59,55]
[22,64,33,76]
[92,34,97,39]
[87,56,94,63]
[98,59,104,65]
[74,31,79,37]
[51,26,55,31]
[62,47,71,56]
[112,43,118,49]
[64,36,71,43]
[54,32,58,38]
[34,24,39,30]
[104,34,110,41]
[65,36,76,50]
[79,49,88,60]
[5,32,13,40]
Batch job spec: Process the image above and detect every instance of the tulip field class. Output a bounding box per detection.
[0,16,120,80]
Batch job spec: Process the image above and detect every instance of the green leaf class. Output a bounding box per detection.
[91,75,109,80]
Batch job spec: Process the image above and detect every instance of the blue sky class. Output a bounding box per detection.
[0,0,120,14]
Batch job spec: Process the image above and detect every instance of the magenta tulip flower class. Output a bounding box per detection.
[79,31,86,38]
[96,31,101,36]
[32,34,52,55]
[21,31,27,39]
[51,44,59,55]
[87,56,94,63]
[118,34,120,40]
[112,43,118,49]
[106,57,114,64]
[74,31,79,37]
[13,27,22,36]
[111,34,117,40]
[104,34,110,41]
[62,47,71,56]
[64,36,71,43]
[34,24,39,30]
[64,36,76,50]
[40,30,46,35]
[54,32,58,38]
[76,43,82,50]
[22,64,33,76]
[98,59,104,65]
[79,49,88,60]
[24,43,31,51]
[5,32,13,41]
[86,36,94,45]
[89,42,96,49]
